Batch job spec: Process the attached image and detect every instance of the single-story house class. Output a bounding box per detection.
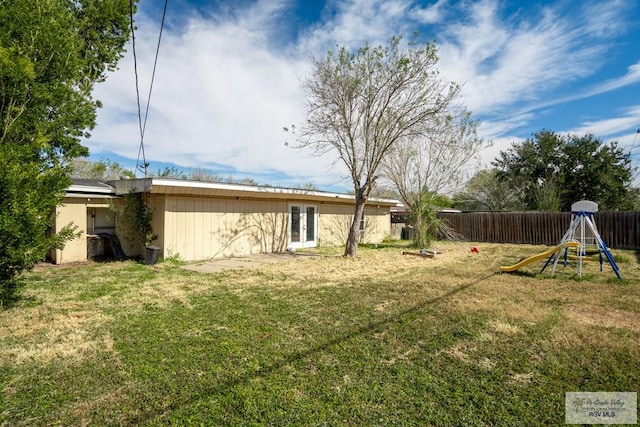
[49,178,400,264]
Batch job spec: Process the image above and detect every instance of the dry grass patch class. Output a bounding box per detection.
[478,357,497,370]
[0,305,114,365]
[508,372,535,385]
[0,262,217,366]
[249,241,491,291]
[487,319,522,335]
[2,242,638,426]
[440,340,477,364]
[564,304,640,332]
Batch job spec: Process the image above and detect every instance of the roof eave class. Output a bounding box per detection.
[107,178,400,206]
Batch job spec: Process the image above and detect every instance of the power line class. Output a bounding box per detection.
[129,0,145,176]
[142,0,169,142]
[129,0,169,177]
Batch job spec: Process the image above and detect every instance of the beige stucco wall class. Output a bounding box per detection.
[52,197,112,264]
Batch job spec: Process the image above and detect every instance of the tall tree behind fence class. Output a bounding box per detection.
[437,211,640,250]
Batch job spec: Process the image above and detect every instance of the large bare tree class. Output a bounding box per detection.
[292,36,460,256]
[384,110,485,246]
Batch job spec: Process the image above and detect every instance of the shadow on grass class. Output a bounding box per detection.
[0,275,35,310]
[0,286,24,310]
[359,240,414,250]
[499,270,538,278]
[127,271,498,424]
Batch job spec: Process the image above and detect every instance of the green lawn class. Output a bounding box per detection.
[1,242,638,425]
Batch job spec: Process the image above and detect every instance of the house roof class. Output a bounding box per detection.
[66,178,117,198]
[68,178,400,207]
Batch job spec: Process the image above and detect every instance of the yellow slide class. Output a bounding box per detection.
[500,242,579,273]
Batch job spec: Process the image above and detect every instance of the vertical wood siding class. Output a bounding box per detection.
[162,196,290,260]
[437,211,640,249]
[318,204,390,246]
[56,196,394,263]
[162,197,392,261]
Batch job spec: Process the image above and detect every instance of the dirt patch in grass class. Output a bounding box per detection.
[508,371,535,385]
[564,304,640,333]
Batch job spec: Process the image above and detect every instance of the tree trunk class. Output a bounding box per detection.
[344,191,366,257]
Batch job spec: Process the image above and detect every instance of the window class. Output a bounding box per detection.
[290,206,300,242]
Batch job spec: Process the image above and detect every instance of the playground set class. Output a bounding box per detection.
[500,201,622,280]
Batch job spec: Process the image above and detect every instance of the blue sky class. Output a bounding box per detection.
[85,0,640,191]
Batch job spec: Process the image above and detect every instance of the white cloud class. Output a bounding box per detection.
[297,0,411,54]
[580,0,631,38]
[563,106,640,141]
[587,62,640,94]
[507,61,640,117]
[84,0,639,190]
[436,0,620,116]
[411,0,448,24]
[88,4,346,187]
[476,134,520,168]
[479,112,535,139]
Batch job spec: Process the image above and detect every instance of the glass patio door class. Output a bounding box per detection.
[289,204,317,249]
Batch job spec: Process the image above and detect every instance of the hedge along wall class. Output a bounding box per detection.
[436,211,640,250]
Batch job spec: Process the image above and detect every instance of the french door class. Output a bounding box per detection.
[289,204,317,249]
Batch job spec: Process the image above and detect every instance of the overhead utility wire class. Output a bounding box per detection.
[130,0,169,177]
[142,0,169,140]
[129,0,145,176]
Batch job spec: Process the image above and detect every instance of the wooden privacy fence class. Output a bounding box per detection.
[436,211,640,250]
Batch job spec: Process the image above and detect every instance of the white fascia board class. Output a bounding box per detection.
[64,192,117,199]
[108,178,400,206]
[148,178,348,198]
[149,178,401,205]
[67,185,114,194]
